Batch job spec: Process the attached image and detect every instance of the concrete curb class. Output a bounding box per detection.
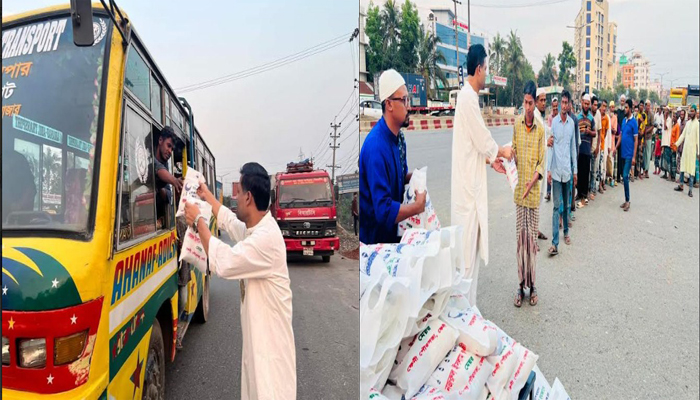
[360,115,517,133]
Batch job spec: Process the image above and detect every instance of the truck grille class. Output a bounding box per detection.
[289,221,325,238]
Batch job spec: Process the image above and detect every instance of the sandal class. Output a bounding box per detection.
[514,288,524,307]
[548,245,558,256]
[529,288,538,306]
[564,235,571,245]
[538,231,548,240]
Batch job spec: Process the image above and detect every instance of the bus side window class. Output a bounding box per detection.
[116,105,158,245]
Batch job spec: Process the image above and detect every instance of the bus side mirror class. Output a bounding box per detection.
[70,0,95,46]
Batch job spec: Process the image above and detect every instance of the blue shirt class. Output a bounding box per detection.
[577,111,595,156]
[359,117,406,244]
[621,115,638,160]
[548,113,578,183]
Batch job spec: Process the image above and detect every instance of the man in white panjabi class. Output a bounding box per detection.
[451,43,513,307]
[185,162,296,400]
[534,87,552,245]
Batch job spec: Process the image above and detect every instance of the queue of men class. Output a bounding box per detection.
[359,43,698,311]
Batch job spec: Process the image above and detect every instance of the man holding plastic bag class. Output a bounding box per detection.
[360,69,426,244]
[450,44,513,307]
[183,162,296,400]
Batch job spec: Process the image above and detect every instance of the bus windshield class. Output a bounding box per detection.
[2,15,110,232]
[278,177,333,208]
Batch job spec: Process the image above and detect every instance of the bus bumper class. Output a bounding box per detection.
[2,377,108,400]
[284,237,339,256]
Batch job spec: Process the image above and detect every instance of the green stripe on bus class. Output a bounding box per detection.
[109,272,177,380]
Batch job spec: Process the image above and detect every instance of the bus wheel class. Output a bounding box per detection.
[322,256,331,263]
[193,275,210,323]
[143,318,165,400]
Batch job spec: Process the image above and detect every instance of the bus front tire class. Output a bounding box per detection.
[193,275,210,323]
[322,255,331,263]
[143,318,165,400]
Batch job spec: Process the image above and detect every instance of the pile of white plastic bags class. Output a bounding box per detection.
[360,168,571,400]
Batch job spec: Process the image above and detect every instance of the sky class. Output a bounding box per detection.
[361,0,699,92]
[3,0,359,195]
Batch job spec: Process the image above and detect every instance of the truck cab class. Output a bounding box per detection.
[270,160,339,262]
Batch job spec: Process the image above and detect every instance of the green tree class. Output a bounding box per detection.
[416,25,447,99]
[489,32,506,76]
[537,53,557,87]
[504,30,525,106]
[557,41,577,91]
[398,0,420,71]
[364,2,384,81]
[650,91,660,105]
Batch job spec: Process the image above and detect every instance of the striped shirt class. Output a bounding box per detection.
[512,115,545,209]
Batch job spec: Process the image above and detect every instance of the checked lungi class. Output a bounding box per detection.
[516,205,538,289]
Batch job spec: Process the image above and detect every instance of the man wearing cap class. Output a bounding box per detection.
[661,107,673,180]
[451,44,513,307]
[359,69,426,245]
[597,100,611,194]
[674,104,699,197]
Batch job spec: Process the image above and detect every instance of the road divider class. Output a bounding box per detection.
[360,115,517,133]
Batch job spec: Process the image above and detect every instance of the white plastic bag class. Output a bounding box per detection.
[368,388,391,400]
[176,167,206,217]
[360,274,412,369]
[547,378,571,400]
[531,365,551,400]
[362,345,399,400]
[485,340,518,400]
[389,319,459,399]
[440,308,498,357]
[398,167,441,235]
[507,343,539,400]
[411,384,448,400]
[178,201,212,274]
[427,342,493,400]
[501,142,518,193]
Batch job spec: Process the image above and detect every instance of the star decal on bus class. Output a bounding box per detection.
[131,353,144,398]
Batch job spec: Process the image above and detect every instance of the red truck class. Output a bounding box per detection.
[270,160,339,262]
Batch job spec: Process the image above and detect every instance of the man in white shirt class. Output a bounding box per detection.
[185,163,296,400]
[451,43,513,307]
[534,87,551,243]
[661,107,673,179]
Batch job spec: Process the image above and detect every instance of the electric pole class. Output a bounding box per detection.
[452,0,462,90]
[328,119,341,185]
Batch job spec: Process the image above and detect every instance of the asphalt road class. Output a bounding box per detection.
[165,234,359,399]
[373,126,699,398]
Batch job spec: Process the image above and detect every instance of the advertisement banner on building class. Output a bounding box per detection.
[488,75,507,87]
[337,173,359,194]
[452,18,468,33]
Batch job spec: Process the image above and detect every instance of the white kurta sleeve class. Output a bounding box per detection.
[463,93,499,162]
[216,206,247,243]
[207,233,274,280]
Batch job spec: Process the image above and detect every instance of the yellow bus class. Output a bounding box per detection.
[2,2,217,398]
[669,87,687,108]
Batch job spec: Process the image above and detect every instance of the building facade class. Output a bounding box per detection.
[622,64,634,88]
[630,52,650,91]
[359,6,369,83]
[574,0,617,95]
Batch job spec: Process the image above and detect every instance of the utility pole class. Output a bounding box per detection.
[298,147,304,162]
[328,119,341,185]
[452,0,462,90]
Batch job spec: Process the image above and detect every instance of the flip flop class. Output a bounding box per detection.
[529,288,538,306]
[514,289,524,308]
[538,231,548,240]
[548,246,558,256]
[564,236,571,245]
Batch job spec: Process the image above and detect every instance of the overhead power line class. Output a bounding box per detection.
[175,32,352,93]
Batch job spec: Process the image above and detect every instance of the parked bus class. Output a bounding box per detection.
[2,2,217,398]
[687,84,699,107]
[669,87,687,108]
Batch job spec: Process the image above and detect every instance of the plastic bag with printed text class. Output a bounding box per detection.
[179,201,212,274]
[398,167,441,236]
[176,167,206,217]
[426,342,494,400]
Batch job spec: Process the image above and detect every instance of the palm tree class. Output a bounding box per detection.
[416,25,447,99]
[380,0,401,69]
[489,33,506,75]
[537,53,557,87]
[505,30,525,106]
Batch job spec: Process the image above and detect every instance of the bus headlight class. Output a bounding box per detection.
[281,229,290,237]
[325,228,336,237]
[55,330,88,365]
[2,336,9,365]
[19,338,46,368]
